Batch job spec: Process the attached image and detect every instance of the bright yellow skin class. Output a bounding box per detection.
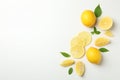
[75,61,85,76]
[86,47,102,64]
[81,10,96,28]
[95,37,110,47]
[60,59,75,67]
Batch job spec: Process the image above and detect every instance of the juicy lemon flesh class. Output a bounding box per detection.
[71,36,85,47]
[86,47,102,64]
[70,45,85,59]
[75,61,85,76]
[98,16,113,30]
[105,30,113,37]
[60,59,75,67]
[81,10,96,27]
[78,31,92,46]
[95,37,110,47]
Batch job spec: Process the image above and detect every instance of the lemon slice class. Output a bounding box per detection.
[70,36,85,47]
[70,45,85,59]
[104,30,113,37]
[60,59,75,67]
[78,31,92,46]
[95,37,110,47]
[75,61,85,76]
[98,16,113,30]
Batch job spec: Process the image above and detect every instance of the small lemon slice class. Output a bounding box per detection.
[104,30,113,37]
[78,31,92,46]
[60,59,75,67]
[70,45,85,59]
[75,61,85,76]
[70,36,85,47]
[98,16,113,30]
[95,37,110,47]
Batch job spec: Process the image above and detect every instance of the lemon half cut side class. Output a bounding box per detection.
[98,16,113,30]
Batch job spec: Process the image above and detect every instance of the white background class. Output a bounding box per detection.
[0,0,120,80]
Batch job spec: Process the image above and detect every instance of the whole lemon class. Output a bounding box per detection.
[86,47,102,64]
[81,10,96,28]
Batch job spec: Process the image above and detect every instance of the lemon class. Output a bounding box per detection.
[98,16,113,30]
[75,61,85,76]
[60,59,75,67]
[81,10,96,27]
[95,37,110,47]
[86,47,102,64]
[70,45,85,59]
[77,31,92,46]
[104,30,113,37]
[70,36,85,47]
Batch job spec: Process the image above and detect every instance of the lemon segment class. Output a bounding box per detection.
[86,47,102,64]
[95,37,110,47]
[104,30,113,37]
[78,31,92,46]
[81,10,96,27]
[60,59,75,67]
[75,61,85,76]
[98,16,113,30]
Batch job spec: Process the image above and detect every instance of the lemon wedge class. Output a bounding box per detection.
[104,30,113,37]
[95,37,110,47]
[75,61,85,76]
[60,59,75,67]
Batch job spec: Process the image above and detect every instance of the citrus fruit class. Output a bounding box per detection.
[75,61,85,76]
[70,36,85,47]
[60,59,75,67]
[104,30,113,37]
[95,37,110,47]
[81,10,96,27]
[86,47,102,64]
[98,16,113,30]
[70,45,85,58]
[77,31,92,46]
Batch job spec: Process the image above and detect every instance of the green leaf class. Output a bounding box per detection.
[99,48,109,52]
[68,67,73,75]
[95,31,101,34]
[91,31,94,35]
[94,4,102,17]
[94,27,101,34]
[91,27,101,35]
[94,26,97,32]
[60,52,71,57]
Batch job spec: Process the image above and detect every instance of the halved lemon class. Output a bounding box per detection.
[98,16,113,30]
